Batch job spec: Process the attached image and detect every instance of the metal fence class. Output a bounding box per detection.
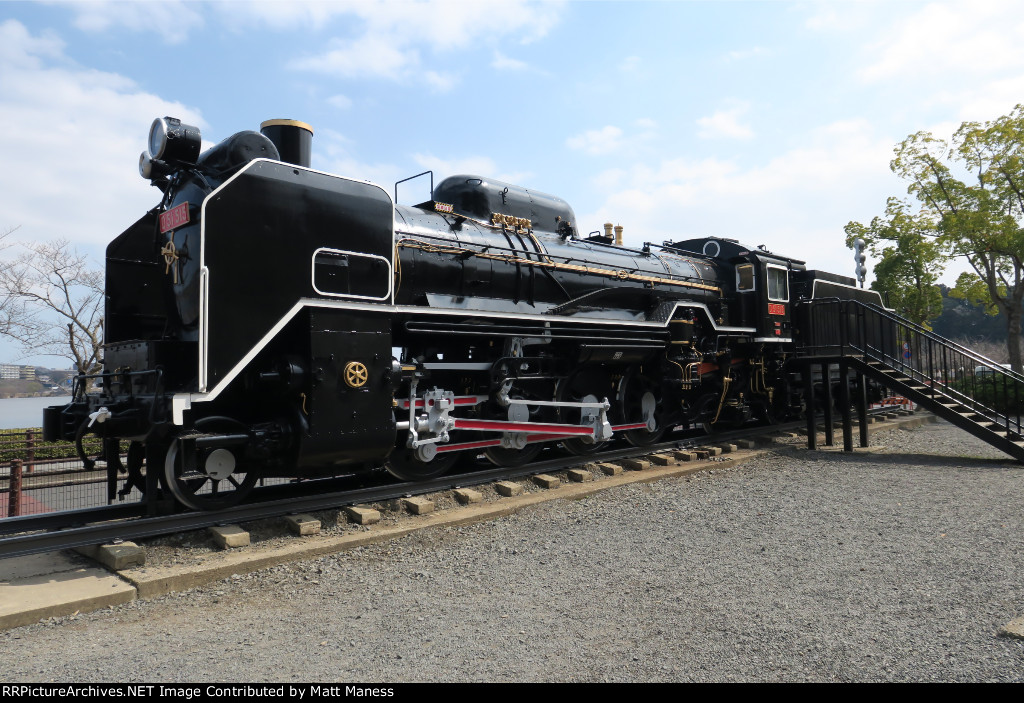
[0,430,142,517]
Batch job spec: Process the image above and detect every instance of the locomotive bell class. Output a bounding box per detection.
[260,119,314,168]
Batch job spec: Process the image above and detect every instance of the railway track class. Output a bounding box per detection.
[0,411,901,560]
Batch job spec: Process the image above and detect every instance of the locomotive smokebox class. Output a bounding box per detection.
[260,119,313,168]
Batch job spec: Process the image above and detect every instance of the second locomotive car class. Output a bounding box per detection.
[45,117,881,510]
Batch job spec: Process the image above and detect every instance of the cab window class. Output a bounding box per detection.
[767,265,789,302]
[736,264,755,291]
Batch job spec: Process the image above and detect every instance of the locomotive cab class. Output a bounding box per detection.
[671,237,803,342]
[756,257,798,342]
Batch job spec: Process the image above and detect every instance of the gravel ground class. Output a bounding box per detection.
[2,418,1023,682]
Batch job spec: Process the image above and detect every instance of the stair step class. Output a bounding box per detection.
[819,312,1023,460]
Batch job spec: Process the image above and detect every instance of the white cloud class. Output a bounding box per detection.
[58,0,205,44]
[410,153,531,188]
[412,153,497,178]
[803,7,842,32]
[314,128,402,190]
[696,102,753,140]
[311,131,535,201]
[793,0,1024,163]
[216,0,364,31]
[808,1,1024,122]
[241,0,564,46]
[566,126,624,155]
[492,51,529,71]
[950,74,1024,122]
[619,56,641,73]
[0,20,203,248]
[566,120,660,157]
[56,1,565,88]
[726,46,769,62]
[859,2,1024,84]
[423,70,458,93]
[289,34,416,79]
[277,1,564,88]
[803,1,879,33]
[577,119,896,278]
[326,94,353,110]
[0,21,64,67]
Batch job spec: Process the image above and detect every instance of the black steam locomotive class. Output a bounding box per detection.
[44,117,882,510]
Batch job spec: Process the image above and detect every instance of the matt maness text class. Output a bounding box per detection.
[2,686,395,698]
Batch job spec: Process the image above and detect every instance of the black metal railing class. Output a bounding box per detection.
[798,298,1024,437]
[0,429,128,517]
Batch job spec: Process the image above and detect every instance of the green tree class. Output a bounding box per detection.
[856,104,1024,371]
[844,198,944,326]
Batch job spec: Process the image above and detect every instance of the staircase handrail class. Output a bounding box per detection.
[799,296,1024,437]
[800,297,1024,384]
[796,297,1024,458]
[857,301,1024,382]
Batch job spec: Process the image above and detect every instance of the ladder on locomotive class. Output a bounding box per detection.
[798,298,1024,462]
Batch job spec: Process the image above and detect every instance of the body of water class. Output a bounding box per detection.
[0,396,71,430]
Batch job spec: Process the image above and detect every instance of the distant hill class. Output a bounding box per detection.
[929,285,1016,344]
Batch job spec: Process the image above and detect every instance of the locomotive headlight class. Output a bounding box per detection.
[139,150,155,179]
[139,150,172,182]
[147,116,201,164]
[148,118,167,158]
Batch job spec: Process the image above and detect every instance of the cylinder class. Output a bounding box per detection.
[260,119,314,168]
[614,225,623,246]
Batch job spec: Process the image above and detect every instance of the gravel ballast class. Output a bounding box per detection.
[2,418,1023,682]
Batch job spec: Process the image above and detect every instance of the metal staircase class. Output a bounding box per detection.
[797,298,1024,461]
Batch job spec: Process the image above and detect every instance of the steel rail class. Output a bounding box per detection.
[0,410,900,560]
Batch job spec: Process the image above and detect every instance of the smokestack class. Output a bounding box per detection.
[614,225,623,246]
[604,222,614,239]
[260,119,314,168]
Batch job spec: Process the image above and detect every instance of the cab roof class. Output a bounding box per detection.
[665,236,806,268]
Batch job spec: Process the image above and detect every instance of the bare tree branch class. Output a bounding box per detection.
[0,237,103,380]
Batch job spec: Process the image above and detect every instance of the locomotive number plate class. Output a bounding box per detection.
[159,202,190,234]
[768,303,786,316]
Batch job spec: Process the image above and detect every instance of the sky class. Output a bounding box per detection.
[2,0,1024,366]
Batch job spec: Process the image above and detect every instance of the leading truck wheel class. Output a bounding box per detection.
[164,435,258,511]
